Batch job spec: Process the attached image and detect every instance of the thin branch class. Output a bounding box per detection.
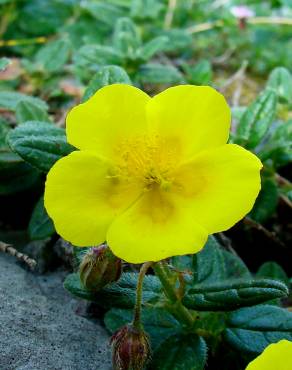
[243,217,285,248]
[217,233,239,256]
[279,194,292,210]
[220,60,248,101]
[187,17,292,34]
[187,21,222,34]
[164,0,177,30]
[249,17,292,26]
[275,173,292,187]
[0,36,47,48]
[0,241,37,270]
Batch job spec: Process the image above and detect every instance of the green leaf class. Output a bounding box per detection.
[131,0,163,20]
[225,305,292,354]
[15,101,50,124]
[64,272,161,308]
[137,63,184,84]
[267,67,292,103]
[183,278,288,311]
[151,334,207,370]
[222,249,251,279]
[113,17,141,58]
[260,120,292,167]
[28,196,55,240]
[137,36,168,61]
[19,0,72,36]
[257,262,290,286]
[0,57,11,71]
[35,39,71,72]
[8,121,74,172]
[249,175,278,223]
[75,45,122,69]
[235,90,277,149]
[0,118,10,150]
[0,92,48,112]
[193,236,226,284]
[159,29,192,52]
[0,161,40,195]
[81,1,125,26]
[105,307,181,351]
[183,59,213,85]
[82,66,131,102]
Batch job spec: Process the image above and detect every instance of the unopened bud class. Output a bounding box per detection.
[111,325,151,370]
[79,244,122,291]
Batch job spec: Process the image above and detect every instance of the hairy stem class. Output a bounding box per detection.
[153,261,194,327]
[133,262,153,329]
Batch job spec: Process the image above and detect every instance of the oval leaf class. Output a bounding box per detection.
[8,121,74,172]
[183,278,289,311]
[151,334,207,370]
[224,305,292,354]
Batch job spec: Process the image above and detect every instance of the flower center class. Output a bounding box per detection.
[114,135,179,191]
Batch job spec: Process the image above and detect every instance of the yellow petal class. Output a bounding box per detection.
[66,84,151,159]
[147,85,231,160]
[171,144,262,233]
[107,187,208,263]
[44,151,142,246]
[246,340,292,370]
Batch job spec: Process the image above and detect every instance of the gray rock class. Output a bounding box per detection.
[0,255,112,370]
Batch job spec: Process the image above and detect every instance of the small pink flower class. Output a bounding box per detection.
[231,5,255,19]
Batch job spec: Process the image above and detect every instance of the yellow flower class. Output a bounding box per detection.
[44,84,262,263]
[246,340,292,370]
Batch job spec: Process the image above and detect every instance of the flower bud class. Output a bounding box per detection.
[79,244,122,291]
[111,325,151,370]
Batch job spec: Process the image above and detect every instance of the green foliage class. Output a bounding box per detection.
[105,307,181,351]
[260,120,292,167]
[0,160,40,195]
[151,334,207,370]
[0,92,48,112]
[267,67,292,103]
[64,272,162,309]
[192,236,226,284]
[28,196,55,240]
[183,59,212,85]
[65,237,290,369]
[249,174,278,223]
[8,121,74,172]
[15,101,50,124]
[184,278,288,311]
[137,63,184,84]
[34,39,71,73]
[257,261,290,286]
[235,89,277,149]
[82,65,131,102]
[225,305,292,354]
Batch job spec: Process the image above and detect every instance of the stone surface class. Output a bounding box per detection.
[0,254,112,370]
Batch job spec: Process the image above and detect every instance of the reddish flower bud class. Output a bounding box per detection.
[79,244,122,291]
[111,325,151,370]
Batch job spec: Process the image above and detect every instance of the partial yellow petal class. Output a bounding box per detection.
[44,151,142,246]
[246,340,292,370]
[147,85,231,160]
[171,144,262,233]
[107,187,208,263]
[66,84,151,159]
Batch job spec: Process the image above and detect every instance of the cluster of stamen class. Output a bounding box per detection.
[114,135,178,191]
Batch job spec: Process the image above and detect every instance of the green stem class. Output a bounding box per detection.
[153,261,194,327]
[133,262,153,330]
